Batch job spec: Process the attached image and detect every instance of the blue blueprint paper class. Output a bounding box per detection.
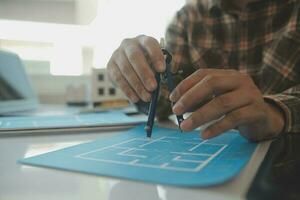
[19,125,257,186]
[0,111,145,130]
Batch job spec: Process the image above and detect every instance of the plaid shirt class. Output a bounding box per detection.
[140,0,300,134]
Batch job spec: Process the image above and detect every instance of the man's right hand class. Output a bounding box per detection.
[107,35,166,103]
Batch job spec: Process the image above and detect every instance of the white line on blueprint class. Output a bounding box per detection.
[173,156,204,164]
[170,152,211,156]
[138,136,170,148]
[188,140,207,151]
[194,145,228,172]
[118,148,147,158]
[75,136,228,173]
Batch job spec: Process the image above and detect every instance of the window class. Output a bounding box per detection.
[109,88,116,95]
[98,88,104,95]
[98,74,104,81]
[0,0,186,75]
[92,0,186,69]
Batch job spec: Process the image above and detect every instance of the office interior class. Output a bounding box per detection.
[0,0,185,105]
[0,0,299,200]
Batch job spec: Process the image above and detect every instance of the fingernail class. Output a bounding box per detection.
[155,61,165,72]
[181,119,192,131]
[147,79,157,91]
[172,102,184,114]
[169,91,178,102]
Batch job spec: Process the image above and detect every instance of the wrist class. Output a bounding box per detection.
[265,101,285,137]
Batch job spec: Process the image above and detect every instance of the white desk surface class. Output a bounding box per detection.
[0,127,270,200]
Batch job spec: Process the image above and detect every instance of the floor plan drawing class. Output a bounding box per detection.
[19,125,257,186]
[75,136,227,172]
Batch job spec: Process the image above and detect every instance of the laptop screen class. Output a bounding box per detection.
[0,50,38,114]
[0,71,25,101]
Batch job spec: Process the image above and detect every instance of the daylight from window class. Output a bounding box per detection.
[0,0,185,76]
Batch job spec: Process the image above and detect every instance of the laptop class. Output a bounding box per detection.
[0,50,38,114]
[0,50,146,135]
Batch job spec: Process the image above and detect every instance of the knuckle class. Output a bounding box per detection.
[229,111,240,123]
[136,34,147,40]
[119,64,130,75]
[126,47,140,61]
[121,38,133,47]
[204,74,218,88]
[139,36,156,46]
[195,111,206,124]
[215,95,232,110]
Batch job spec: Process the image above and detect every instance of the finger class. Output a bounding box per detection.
[172,73,243,115]
[107,60,139,103]
[180,90,253,131]
[124,43,157,92]
[137,36,165,72]
[170,69,238,102]
[201,105,261,139]
[115,51,151,102]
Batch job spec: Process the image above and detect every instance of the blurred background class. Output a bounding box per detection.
[0,0,186,106]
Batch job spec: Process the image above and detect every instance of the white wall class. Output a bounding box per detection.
[0,0,77,24]
[76,0,98,25]
[0,0,98,25]
[30,74,90,104]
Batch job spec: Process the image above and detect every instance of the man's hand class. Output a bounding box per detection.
[170,69,285,141]
[107,35,165,103]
